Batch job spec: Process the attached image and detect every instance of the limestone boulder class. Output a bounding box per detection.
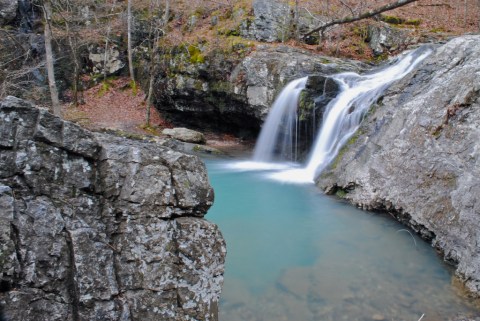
[367,22,418,56]
[162,127,206,144]
[318,35,480,296]
[0,96,225,321]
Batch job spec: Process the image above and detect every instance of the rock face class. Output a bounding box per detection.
[88,45,126,76]
[318,36,480,296]
[0,0,17,26]
[0,96,226,320]
[153,45,365,137]
[367,22,417,56]
[240,0,291,43]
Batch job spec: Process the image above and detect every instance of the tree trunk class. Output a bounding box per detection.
[146,0,170,126]
[127,0,135,84]
[294,0,300,40]
[42,0,61,117]
[64,20,80,106]
[146,70,154,126]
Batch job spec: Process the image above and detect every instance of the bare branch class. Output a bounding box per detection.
[303,0,419,37]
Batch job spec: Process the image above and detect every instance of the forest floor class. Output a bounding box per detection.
[62,77,249,153]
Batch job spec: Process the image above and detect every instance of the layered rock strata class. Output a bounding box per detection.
[0,96,225,321]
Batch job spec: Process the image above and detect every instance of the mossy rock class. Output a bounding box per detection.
[188,45,206,64]
[381,15,405,25]
[405,19,422,26]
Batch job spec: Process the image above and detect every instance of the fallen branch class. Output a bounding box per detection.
[303,0,419,37]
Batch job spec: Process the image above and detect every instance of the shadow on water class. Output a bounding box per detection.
[205,159,479,321]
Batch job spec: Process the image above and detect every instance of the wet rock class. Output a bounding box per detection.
[162,127,206,144]
[0,96,225,321]
[318,35,480,296]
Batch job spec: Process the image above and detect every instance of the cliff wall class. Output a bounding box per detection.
[318,35,480,296]
[0,96,226,321]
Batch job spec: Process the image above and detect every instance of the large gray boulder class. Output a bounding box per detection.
[0,0,17,26]
[0,96,225,320]
[367,22,418,56]
[88,45,125,76]
[318,35,480,296]
[240,0,291,42]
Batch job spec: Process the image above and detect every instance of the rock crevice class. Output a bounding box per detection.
[0,96,225,321]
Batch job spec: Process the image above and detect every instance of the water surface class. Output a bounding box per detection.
[206,158,478,321]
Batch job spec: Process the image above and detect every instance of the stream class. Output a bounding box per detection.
[205,158,479,321]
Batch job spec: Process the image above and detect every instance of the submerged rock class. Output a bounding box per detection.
[0,96,225,321]
[318,35,480,296]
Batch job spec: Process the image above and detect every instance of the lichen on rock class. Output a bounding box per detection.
[0,96,225,321]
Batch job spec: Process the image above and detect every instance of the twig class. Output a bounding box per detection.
[396,229,417,249]
[418,313,425,321]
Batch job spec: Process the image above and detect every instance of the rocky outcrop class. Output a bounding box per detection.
[0,0,17,26]
[318,36,480,296]
[0,96,226,320]
[367,22,418,56]
[240,0,291,43]
[88,45,126,77]
[153,45,366,138]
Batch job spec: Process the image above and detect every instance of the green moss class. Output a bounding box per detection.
[130,80,138,95]
[429,27,446,33]
[381,15,404,25]
[97,80,112,97]
[372,52,389,63]
[335,189,347,198]
[298,90,314,121]
[187,45,205,64]
[330,130,362,170]
[352,26,368,40]
[405,18,422,26]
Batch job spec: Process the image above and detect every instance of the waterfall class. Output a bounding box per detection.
[261,47,432,183]
[253,77,308,162]
[230,47,432,181]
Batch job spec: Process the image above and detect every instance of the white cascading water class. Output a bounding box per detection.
[232,47,432,182]
[253,77,308,162]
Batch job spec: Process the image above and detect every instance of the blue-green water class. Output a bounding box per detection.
[205,159,479,321]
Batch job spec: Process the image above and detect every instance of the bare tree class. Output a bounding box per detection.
[303,0,419,38]
[41,0,61,117]
[127,0,135,85]
[50,0,84,106]
[146,0,169,126]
